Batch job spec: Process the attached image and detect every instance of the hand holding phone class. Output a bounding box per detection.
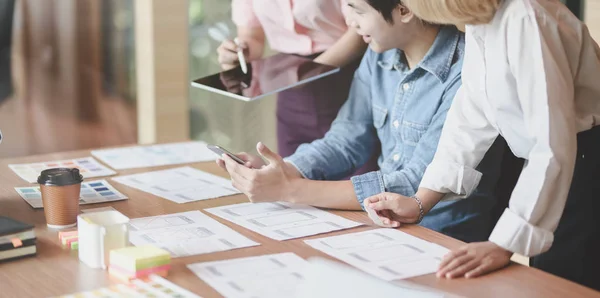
[207,144,246,165]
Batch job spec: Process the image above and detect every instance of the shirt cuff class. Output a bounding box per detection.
[351,171,385,209]
[419,159,482,201]
[489,208,554,257]
[284,160,309,180]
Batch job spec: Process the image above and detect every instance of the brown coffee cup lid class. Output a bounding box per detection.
[37,168,84,186]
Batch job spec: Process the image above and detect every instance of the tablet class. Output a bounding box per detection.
[191,53,339,101]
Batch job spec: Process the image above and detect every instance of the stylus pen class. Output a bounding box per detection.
[234,37,248,74]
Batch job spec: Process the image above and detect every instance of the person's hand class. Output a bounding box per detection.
[217,39,249,71]
[216,152,266,170]
[437,241,512,279]
[364,193,422,227]
[221,142,302,203]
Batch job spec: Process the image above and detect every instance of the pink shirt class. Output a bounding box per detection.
[232,0,349,56]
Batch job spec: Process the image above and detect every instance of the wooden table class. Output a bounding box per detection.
[0,149,598,298]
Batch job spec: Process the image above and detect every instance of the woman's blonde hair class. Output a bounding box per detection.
[401,0,502,25]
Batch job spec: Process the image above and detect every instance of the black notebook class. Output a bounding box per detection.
[0,216,34,236]
[0,216,36,262]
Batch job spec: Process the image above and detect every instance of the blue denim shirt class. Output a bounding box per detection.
[286,26,503,242]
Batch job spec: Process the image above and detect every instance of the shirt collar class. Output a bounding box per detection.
[377,26,461,82]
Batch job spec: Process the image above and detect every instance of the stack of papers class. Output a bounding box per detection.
[304,228,449,280]
[91,142,216,170]
[206,202,363,240]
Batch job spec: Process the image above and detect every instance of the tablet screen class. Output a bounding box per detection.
[191,53,339,101]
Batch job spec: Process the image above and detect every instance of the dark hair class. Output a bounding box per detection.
[365,0,403,23]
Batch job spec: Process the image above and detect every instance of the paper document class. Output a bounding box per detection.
[112,167,240,204]
[298,258,460,298]
[128,211,259,258]
[205,202,363,241]
[91,141,216,170]
[304,228,449,280]
[188,253,307,298]
[15,180,127,209]
[9,157,116,183]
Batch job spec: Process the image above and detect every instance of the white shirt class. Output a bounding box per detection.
[420,0,600,257]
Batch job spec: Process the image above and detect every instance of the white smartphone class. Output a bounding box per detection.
[207,144,245,165]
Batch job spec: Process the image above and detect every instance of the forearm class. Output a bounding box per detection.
[288,178,361,210]
[314,28,366,67]
[415,188,446,214]
[237,26,265,60]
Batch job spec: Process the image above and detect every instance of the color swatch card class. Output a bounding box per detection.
[128,211,259,258]
[205,202,363,241]
[54,274,202,298]
[15,180,127,209]
[91,141,216,170]
[188,253,307,298]
[112,166,240,204]
[9,157,116,183]
[304,229,450,281]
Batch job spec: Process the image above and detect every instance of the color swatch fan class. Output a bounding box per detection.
[15,180,127,209]
[9,157,116,183]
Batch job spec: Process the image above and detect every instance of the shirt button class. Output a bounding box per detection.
[402,83,410,91]
[393,120,400,128]
[393,154,400,161]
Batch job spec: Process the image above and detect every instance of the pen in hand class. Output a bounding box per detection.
[234,37,248,74]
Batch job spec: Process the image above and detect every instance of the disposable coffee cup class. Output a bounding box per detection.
[38,168,83,229]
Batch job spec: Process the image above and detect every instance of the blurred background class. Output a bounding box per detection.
[0,0,596,158]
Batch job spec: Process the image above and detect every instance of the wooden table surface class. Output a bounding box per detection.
[0,148,598,298]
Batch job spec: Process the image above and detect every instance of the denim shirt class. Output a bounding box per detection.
[286,26,503,242]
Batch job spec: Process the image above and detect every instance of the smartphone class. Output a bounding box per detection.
[207,144,245,165]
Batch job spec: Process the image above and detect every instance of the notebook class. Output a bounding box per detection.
[0,216,36,262]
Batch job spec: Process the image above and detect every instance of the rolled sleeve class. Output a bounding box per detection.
[232,0,261,28]
[284,157,314,180]
[418,84,499,199]
[351,171,385,208]
[420,160,483,200]
[489,208,554,256]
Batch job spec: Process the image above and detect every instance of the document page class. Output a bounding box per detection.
[304,228,449,280]
[128,211,259,257]
[92,142,216,170]
[188,253,307,298]
[113,167,240,203]
[205,202,363,240]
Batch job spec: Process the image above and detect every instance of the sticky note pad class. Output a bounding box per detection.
[59,230,78,241]
[109,245,171,272]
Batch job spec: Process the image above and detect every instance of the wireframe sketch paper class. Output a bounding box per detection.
[188,253,307,298]
[304,228,450,281]
[112,167,240,204]
[91,142,216,170]
[297,258,461,298]
[128,211,259,258]
[205,202,363,241]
